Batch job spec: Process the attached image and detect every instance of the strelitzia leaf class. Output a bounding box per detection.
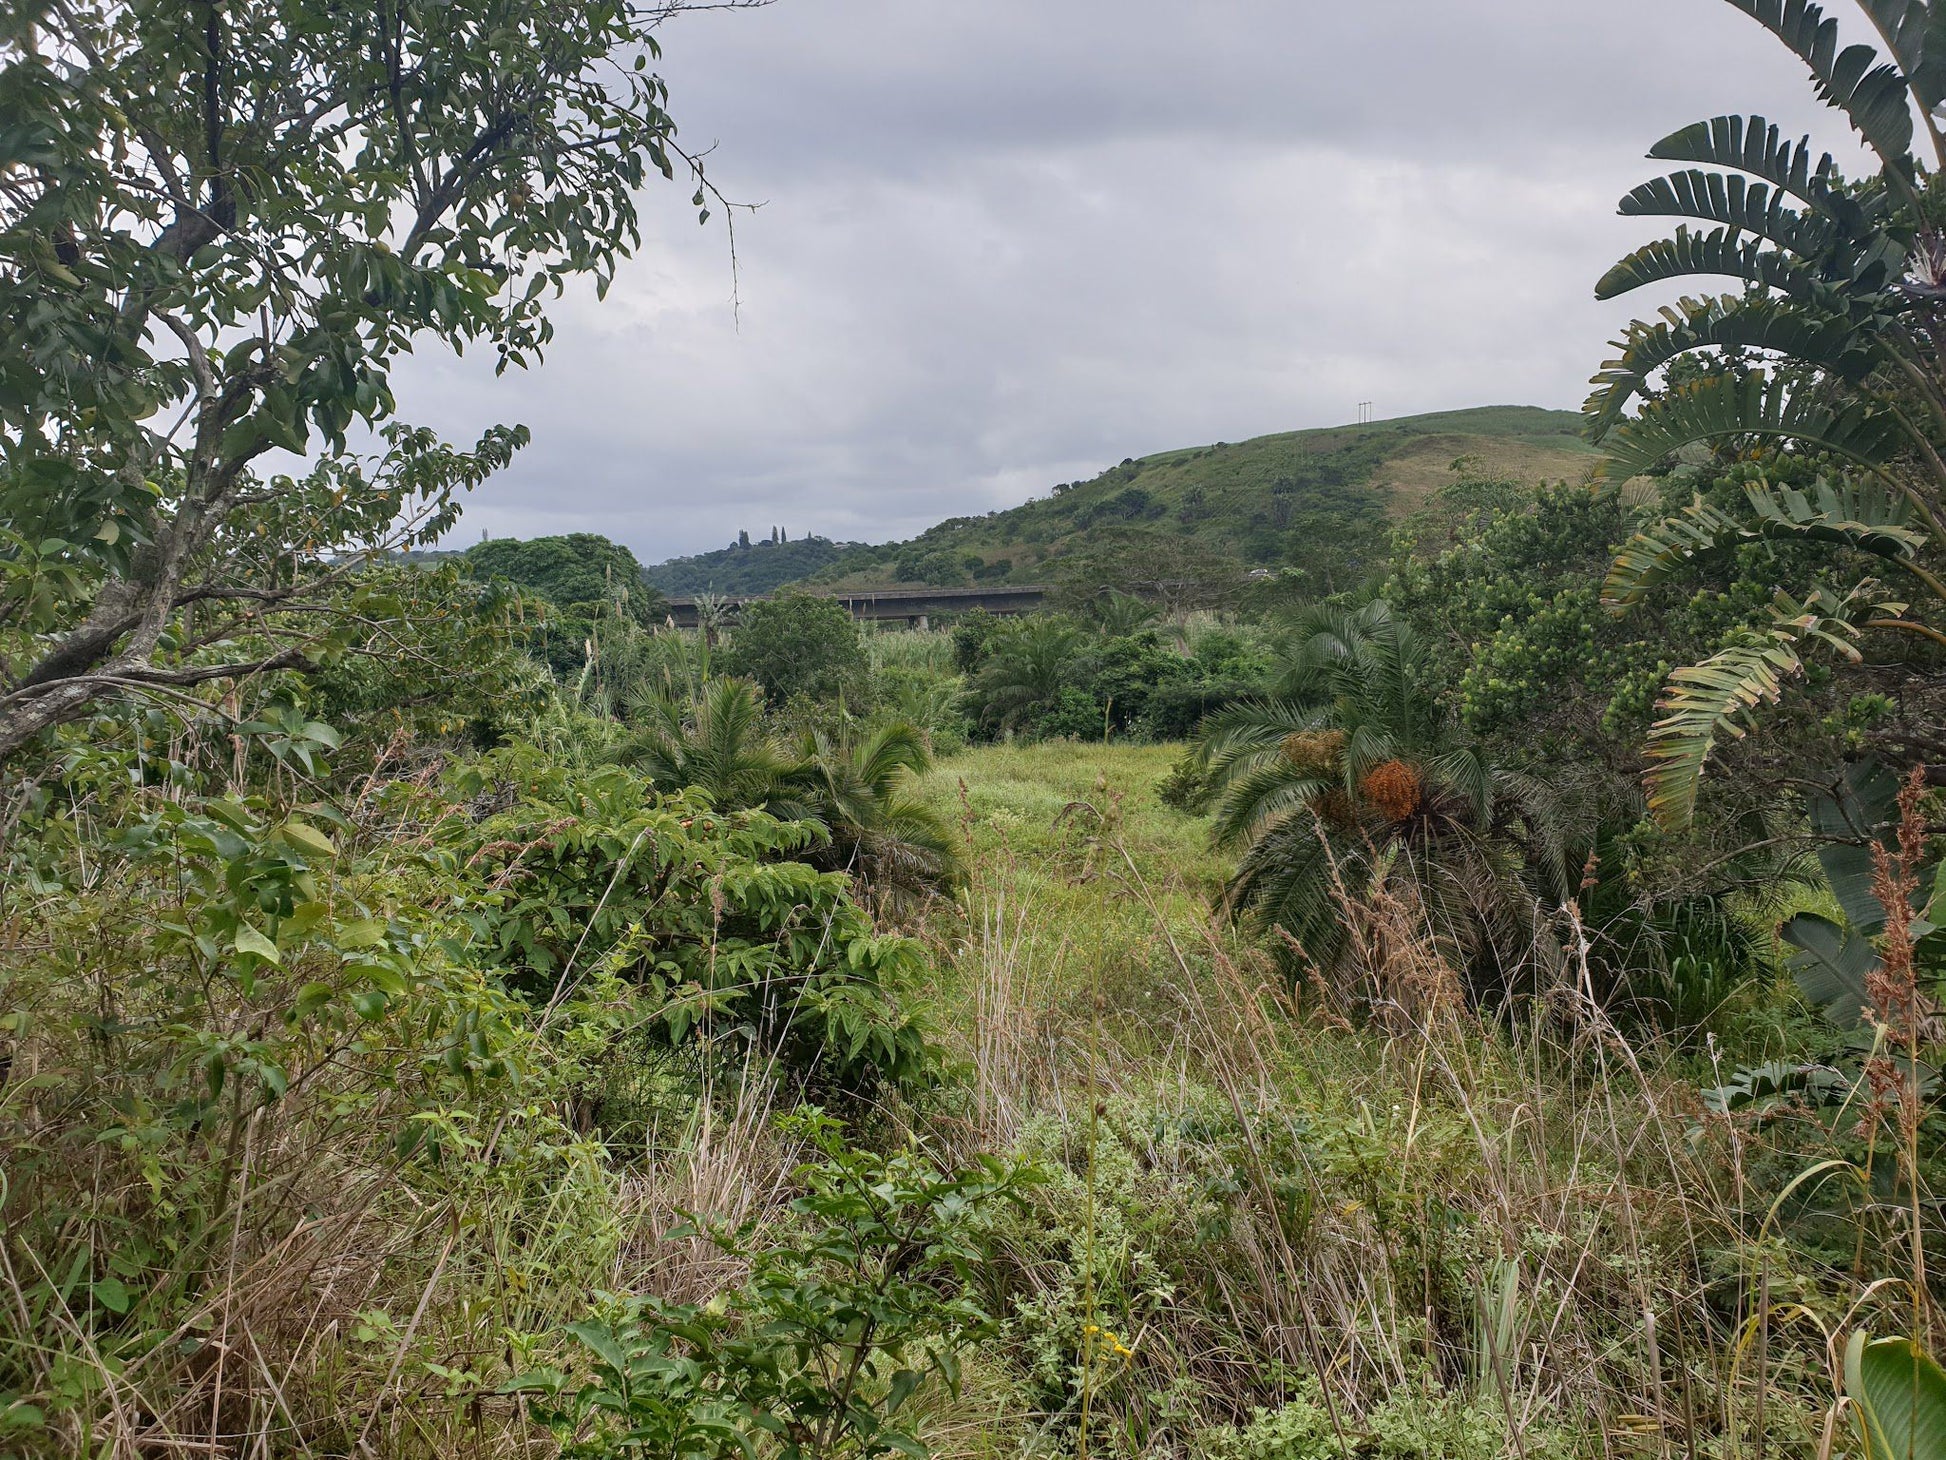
[1857,0,1946,108]
[1602,497,1747,609]
[1846,1330,1946,1460]
[1649,113,1869,217]
[1720,0,1916,166]
[1780,911,1880,1024]
[1642,586,1869,827]
[1595,225,1825,301]
[1586,294,1878,435]
[1593,369,1905,483]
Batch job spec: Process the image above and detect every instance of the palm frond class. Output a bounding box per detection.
[1719,0,1916,166]
[1209,762,1336,849]
[1585,293,1877,435]
[1224,814,1355,970]
[1424,745,1494,825]
[1194,695,1327,772]
[850,718,932,796]
[1593,368,1905,482]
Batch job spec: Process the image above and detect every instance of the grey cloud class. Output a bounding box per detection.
[399,1,1877,562]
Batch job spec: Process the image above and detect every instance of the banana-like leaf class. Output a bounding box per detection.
[1651,114,1877,225]
[1645,638,1807,827]
[1585,293,1877,435]
[1744,475,1925,556]
[1846,1329,1946,1460]
[1643,586,1871,827]
[1781,910,1880,1024]
[1605,478,1922,609]
[1596,225,1825,301]
[1858,0,1946,109]
[1602,498,1747,609]
[1593,369,1905,482]
[1808,759,1902,934]
[1721,0,1917,166]
[1619,169,1840,257]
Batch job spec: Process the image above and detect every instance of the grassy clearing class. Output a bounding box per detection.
[889,741,1912,1460]
[911,741,1235,1051]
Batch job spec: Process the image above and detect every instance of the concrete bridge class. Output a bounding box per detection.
[664,583,1048,630]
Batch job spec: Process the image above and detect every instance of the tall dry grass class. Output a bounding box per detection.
[917,745,1934,1459]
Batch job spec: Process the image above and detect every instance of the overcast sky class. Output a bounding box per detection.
[400,0,1856,563]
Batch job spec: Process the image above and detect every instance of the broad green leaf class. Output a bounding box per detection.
[1781,911,1880,1025]
[1847,1330,1946,1460]
[334,918,386,949]
[1719,2,1916,166]
[91,1277,131,1314]
[1593,369,1905,482]
[294,982,336,1017]
[234,922,280,963]
[1810,760,1902,934]
[279,819,337,858]
[565,1321,631,1377]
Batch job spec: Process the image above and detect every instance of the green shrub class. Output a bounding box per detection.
[518,1114,1035,1460]
[447,749,935,1092]
[725,594,871,707]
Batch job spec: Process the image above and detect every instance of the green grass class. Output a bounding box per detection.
[891,739,1878,1460]
[911,741,1243,1058]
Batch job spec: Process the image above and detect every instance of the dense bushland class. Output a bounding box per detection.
[16,0,1946,1456]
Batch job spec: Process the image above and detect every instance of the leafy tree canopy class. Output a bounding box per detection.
[466,534,663,625]
[0,0,711,759]
[723,593,868,707]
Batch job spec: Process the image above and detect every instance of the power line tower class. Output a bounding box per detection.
[1356,400,1374,425]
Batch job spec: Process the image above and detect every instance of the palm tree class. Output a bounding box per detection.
[788,718,960,917]
[969,617,1082,733]
[1591,0,1946,825]
[1191,602,1568,989]
[618,676,794,812]
[1091,589,1160,637]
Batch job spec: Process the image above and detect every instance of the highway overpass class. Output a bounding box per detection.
[664,584,1048,629]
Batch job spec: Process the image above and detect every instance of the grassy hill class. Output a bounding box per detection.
[798,405,1597,597]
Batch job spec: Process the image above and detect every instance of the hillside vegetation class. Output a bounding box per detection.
[806,406,1597,596]
[646,535,857,596]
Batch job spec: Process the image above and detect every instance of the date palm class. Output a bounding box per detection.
[1192,602,1567,988]
[619,681,957,911]
[968,617,1082,733]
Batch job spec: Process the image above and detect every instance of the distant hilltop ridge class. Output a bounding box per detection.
[641,404,1598,598]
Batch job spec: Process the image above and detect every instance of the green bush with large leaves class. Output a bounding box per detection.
[1590,0,1946,827]
[445,747,936,1090]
